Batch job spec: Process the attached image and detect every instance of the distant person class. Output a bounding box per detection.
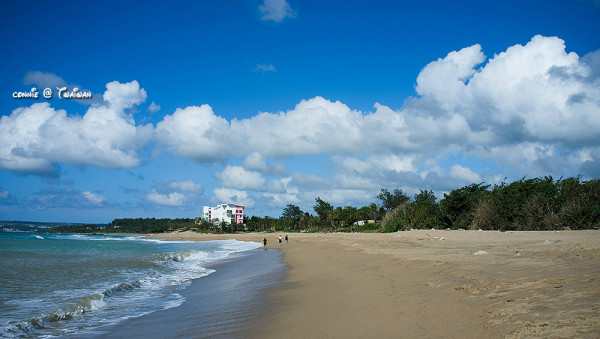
[263,238,267,248]
[285,235,288,244]
[278,235,282,245]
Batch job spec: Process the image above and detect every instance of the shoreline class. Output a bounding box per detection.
[98,243,286,339]
[147,230,600,338]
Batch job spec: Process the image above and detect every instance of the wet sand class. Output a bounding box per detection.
[147,230,600,338]
[98,247,285,339]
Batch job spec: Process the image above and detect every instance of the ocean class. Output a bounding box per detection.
[0,232,285,338]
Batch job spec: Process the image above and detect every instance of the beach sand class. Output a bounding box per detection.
[146,230,600,338]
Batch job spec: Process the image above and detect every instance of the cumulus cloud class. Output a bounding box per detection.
[156,35,599,185]
[103,80,147,110]
[418,35,600,146]
[0,80,152,173]
[154,35,600,214]
[6,36,600,215]
[259,0,295,22]
[143,180,204,208]
[243,152,286,176]
[82,191,108,206]
[154,105,230,162]
[216,165,266,191]
[168,180,203,192]
[147,101,161,113]
[144,190,186,207]
[448,165,482,184]
[213,187,254,207]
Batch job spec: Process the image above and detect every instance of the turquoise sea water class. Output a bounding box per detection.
[0,232,262,338]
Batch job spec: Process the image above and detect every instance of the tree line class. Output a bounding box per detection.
[48,176,599,234]
[381,176,600,232]
[244,176,600,232]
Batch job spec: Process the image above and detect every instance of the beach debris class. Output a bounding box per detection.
[478,229,483,232]
[352,243,358,247]
[445,228,451,231]
[440,237,445,241]
[544,240,551,245]
[515,251,520,256]
[473,250,488,255]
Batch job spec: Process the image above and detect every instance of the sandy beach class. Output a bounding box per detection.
[146,230,600,338]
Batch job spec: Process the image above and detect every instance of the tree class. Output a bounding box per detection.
[409,190,439,229]
[440,183,490,229]
[369,203,378,220]
[282,204,304,230]
[376,188,410,210]
[282,204,304,220]
[313,197,333,227]
[342,206,359,228]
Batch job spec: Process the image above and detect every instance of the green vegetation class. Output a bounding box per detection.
[46,176,600,234]
[382,176,600,232]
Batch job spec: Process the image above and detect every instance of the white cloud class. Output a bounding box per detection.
[23,71,67,89]
[147,101,161,113]
[154,105,230,162]
[448,165,482,184]
[155,95,488,162]
[259,0,295,22]
[416,44,486,110]
[213,187,254,207]
[0,80,152,173]
[418,35,599,146]
[243,152,268,172]
[216,165,266,191]
[144,190,186,207]
[155,35,599,188]
[168,180,203,192]
[148,35,600,215]
[335,154,417,177]
[243,152,286,176]
[82,191,108,206]
[6,36,600,215]
[103,80,147,110]
[254,64,277,72]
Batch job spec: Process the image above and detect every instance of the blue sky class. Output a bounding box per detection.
[1,0,599,223]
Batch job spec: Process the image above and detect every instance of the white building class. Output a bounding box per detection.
[202,203,244,224]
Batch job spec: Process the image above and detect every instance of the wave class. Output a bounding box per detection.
[154,249,209,263]
[0,238,261,338]
[44,234,142,242]
[0,274,186,338]
[1,293,105,337]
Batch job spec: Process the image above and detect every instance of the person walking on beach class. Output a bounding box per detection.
[285,235,288,244]
[278,235,282,246]
[263,237,267,248]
